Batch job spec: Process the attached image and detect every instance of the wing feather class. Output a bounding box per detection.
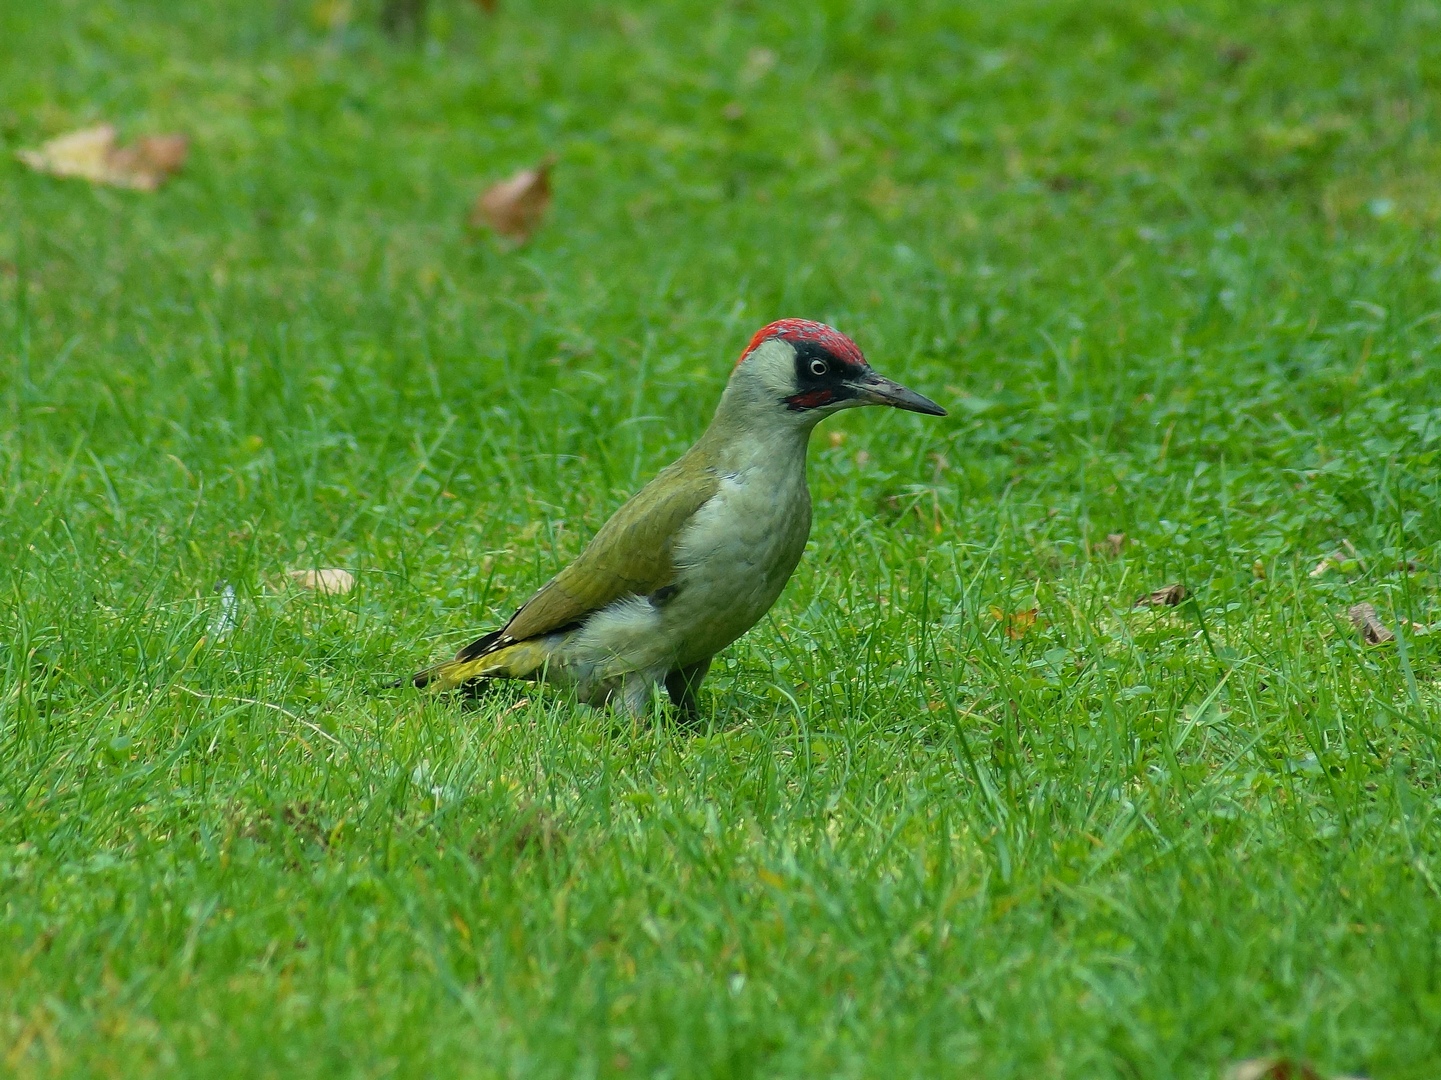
[469,460,721,653]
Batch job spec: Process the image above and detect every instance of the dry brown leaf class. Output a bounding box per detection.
[1226,1058,1321,1080]
[288,568,356,595]
[119,134,188,177]
[1102,532,1126,556]
[17,125,114,184]
[471,157,553,242]
[1135,583,1187,608]
[18,124,188,191]
[990,605,1039,639]
[1348,602,1394,645]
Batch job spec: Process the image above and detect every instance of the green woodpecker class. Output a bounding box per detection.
[412,319,945,715]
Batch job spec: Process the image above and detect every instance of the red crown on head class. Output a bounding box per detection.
[735,319,866,370]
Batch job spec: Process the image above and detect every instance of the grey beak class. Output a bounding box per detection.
[853,371,947,416]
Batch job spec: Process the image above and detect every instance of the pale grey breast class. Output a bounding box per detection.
[668,462,813,664]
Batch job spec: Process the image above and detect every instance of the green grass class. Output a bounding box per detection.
[3,0,1441,1075]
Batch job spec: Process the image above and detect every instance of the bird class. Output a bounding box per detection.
[411,319,946,717]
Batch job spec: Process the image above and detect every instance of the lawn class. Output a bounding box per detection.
[3,0,1441,1076]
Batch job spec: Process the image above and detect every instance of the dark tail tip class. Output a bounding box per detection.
[378,668,433,691]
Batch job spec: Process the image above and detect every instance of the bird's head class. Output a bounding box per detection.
[725,319,946,428]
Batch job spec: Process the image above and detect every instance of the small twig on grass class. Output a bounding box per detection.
[172,684,348,752]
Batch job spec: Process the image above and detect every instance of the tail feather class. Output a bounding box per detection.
[454,628,505,663]
[411,638,552,691]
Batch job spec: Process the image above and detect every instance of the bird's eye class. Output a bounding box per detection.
[809,358,829,377]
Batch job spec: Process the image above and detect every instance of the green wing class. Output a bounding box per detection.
[467,460,721,654]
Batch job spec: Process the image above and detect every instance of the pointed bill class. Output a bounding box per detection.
[851,371,947,416]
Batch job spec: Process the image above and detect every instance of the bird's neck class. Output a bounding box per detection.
[694,380,817,476]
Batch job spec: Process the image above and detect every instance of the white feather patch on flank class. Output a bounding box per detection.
[568,594,671,672]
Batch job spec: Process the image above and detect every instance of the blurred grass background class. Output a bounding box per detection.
[2,0,1441,1076]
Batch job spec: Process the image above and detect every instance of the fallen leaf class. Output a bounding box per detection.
[1135,583,1186,607]
[1102,532,1126,556]
[18,125,113,183]
[471,157,553,242]
[288,568,356,595]
[113,134,188,178]
[1226,1059,1321,1080]
[990,605,1039,639]
[1348,603,1394,645]
[18,124,188,191]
